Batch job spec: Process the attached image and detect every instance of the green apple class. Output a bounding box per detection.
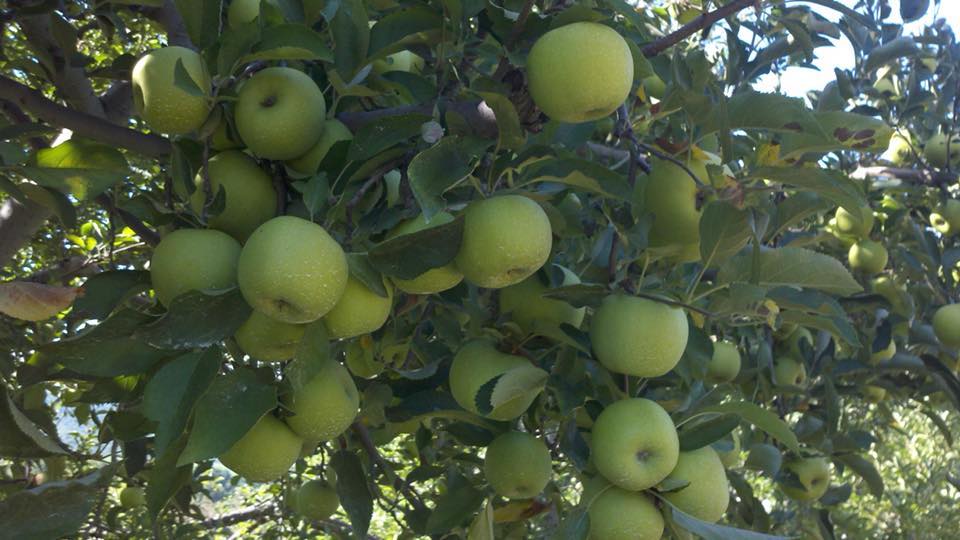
[448,340,547,421]
[869,340,896,364]
[933,304,960,348]
[526,22,633,123]
[848,240,888,274]
[706,340,741,383]
[483,431,552,499]
[590,295,689,377]
[773,356,807,387]
[661,446,729,523]
[591,398,679,490]
[923,133,960,168]
[284,361,360,441]
[385,212,464,294]
[190,150,276,241]
[323,276,393,339]
[643,74,666,100]
[583,478,664,540]
[132,46,211,135]
[499,265,585,332]
[883,131,914,166]
[863,385,886,402]
[218,414,303,482]
[871,275,910,314]
[715,431,741,469]
[235,67,327,160]
[296,479,340,521]
[780,456,831,502]
[781,326,813,360]
[286,119,353,176]
[372,50,425,74]
[455,195,553,289]
[238,216,348,323]
[930,199,960,236]
[644,157,708,263]
[833,205,874,238]
[211,115,243,150]
[119,486,145,509]
[150,229,241,306]
[227,0,280,27]
[234,310,306,362]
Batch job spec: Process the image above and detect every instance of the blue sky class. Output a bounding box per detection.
[753,0,959,97]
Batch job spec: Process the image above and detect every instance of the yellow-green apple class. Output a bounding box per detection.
[923,133,960,168]
[643,74,666,100]
[582,478,664,540]
[882,131,914,166]
[773,356,807,387]
[716,431,741,469]
[780,456,832,502]
[237,216,348,323]
[863,385,886,402]
[483,431,552,499]
[930,199,960,236]
[661,446,730,522]
[296,479,340,521]
[782,326,813,360]
[190,150,275,241]
[235,67,326,160]
[132,46,211,134]
[934,304,960,347]
[227,0,280,27]
[705,340,741,383]
[499,265,585,332]
[234,310,306,362]
[644,157,708,262]
[448,340,546,421]
[119,486,145,509]
[150,229,241,306]
[526,22,633,123]
[848,239,888,274]
[833,205,874,238]
[284,361,359,441]
[286,119,353,176]
[323,276,393,339]
[589,295,689,377]
[385,212,464,294]
[454,195,552,288]
[591,398,679,490]
[218,414,303,482]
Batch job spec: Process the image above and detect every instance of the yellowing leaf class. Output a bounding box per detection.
[490,364,549,410]
[757,142,782,166]
[0,282,79,321]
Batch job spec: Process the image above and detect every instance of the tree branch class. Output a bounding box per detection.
[193,503,380,538]
[351,422,428,515]
[641,0,759,58]
[141,0,193,49]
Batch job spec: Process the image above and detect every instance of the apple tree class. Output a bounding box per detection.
[1,0,959,538]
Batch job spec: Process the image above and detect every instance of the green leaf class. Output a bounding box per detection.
[13,139,128,200]
[745,443,782,476]
[864,37,919,72]
[331,450,374,538]
[699,91,826,140]
[717,247,862,296]
[551,507,590,540]
[474,92,525,150]
[542,283,608,308]
[74,270,151,319]
[699,401,800,453]
[173,0,222,49]
[519,158,632,201]
[368,215,463,280]
[699,201,752,266]
[216,21,261,75]
[243,24,333,62]
[836,454,883,497]
[425,473,485,534]
[767,192,831,240]
[142,348,222,455]
[768,287,858,345]
[173,57,204,96]
[0,386,67,458]
[467,498,495,540]
[330,0,370,77]
[146,435,192,519]
[490,364,549,411]
[0,466,115,540]
[678,414,739,452]
[368,6,442,58]
[669,504,789,540]
[780,111,892,158]
[747,166,865,214]
[135,289,251,350]
[346,252,388,297]
[408,137,489,220]
[285,320,331,393]
[347,114,431,162]
[177,368,277,466]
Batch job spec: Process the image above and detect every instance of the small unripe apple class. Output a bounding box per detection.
[385,212,464,294]
[705,340,741,383]
[218,414,303,483]
[590,295,689,377]
[296,479,340,521]
[933,304,960,348]
[923,133,960,168]
[132,46,211,135]
[190,151,276,241]
[499,265,585,332]
[323,276,393,339]
[716,431,741,469]
[455,195,553,289]
[483,431,552,499]
[286,119,353,176]
[234,310,306,362]
[284,361,360,441]
[227,0,282,27]
[591,398,679,491]
[780,456,832,502]
[848,240,888,274]
[773,356,807,387]
[833,205,874,238]
[150,229,241,306]
[661,446,730,523]
[448,341,546,421]
[930,199,960,236]
[863,385,886,402]
[119,486,146,509]
[583,478,664,540]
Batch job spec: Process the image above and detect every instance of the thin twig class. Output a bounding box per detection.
[351,422,428,514]
[641,0,759,58]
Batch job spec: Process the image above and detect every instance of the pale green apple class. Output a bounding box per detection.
[372,50,425,74]
[780,456,831,502]
[715,431,741,469]
[235,67,327,160]
[661,446,730,523]
[643,74,666,100]
[132,46,211,135]
[930,199,960,236]
[589,295,689,377]
[218,414,303,482]
[773,356,807,387]
[286,119,353,176]
[883,131,914,166]
[323,276,393,339]
[871,275,909,314]
[591,398,679,490]
[706,340,741,383]
[296,479,340,521]
[934,304,960,348]
[582,478,664,540]
[227,0,280,27]
[833,205,874,238]
[526,22,633,123]
[483,431,552,499]
[284,361,360,441]
[923,133,960,168]
[234,310,306,362]
[385,212,464,294]
[448,340,547,421]
[150,229,241,306]
[190,151,275,241]
[119,486,145,509]
[848,240,888,274]
[863,385,886,402]
[869,340,896,364]
[238,216,348,323]
[454,195,553,289]
[644,157,708,263]
[499,265,585,332]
